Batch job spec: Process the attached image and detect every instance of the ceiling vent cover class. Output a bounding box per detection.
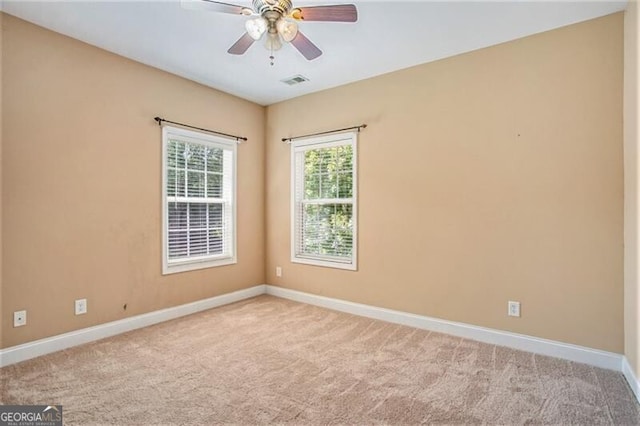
[281,75,309,86]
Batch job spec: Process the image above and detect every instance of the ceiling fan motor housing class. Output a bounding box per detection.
[253,0,293,17]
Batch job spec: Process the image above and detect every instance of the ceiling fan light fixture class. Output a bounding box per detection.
[264,32,283,51]
[245,17,267,40]
[276,18,298,42]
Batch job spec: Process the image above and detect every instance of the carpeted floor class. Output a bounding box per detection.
[1,295,639,425]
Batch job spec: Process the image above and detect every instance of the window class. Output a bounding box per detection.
[162,126,236,274]
[291,132,357,270]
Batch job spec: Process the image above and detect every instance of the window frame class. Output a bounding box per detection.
[290,131,358,271]
[162,125,237,275]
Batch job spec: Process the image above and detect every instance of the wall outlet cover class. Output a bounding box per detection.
[508,301,521,317]
[14,310,27,327]
[75,299,87,315]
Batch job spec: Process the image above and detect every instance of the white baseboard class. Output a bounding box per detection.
[265,285,623,371]
[1,282,630,386]
[622,356,640,403]
[0,284,266,368]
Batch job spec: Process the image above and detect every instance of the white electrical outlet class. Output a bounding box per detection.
[14,310,27,327]
[276,266,282,277]
[75,299,87,315]
[508,301,521,317]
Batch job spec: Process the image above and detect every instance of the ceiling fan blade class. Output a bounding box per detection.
[181,0,250,15]
[227,32,256,55]
[292,4,357,22]
[290,31,322,60]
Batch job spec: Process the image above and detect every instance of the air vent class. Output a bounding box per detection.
[281,75,309,86]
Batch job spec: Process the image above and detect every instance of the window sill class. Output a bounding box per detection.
[163,256,237,275]
[291,256,357,271]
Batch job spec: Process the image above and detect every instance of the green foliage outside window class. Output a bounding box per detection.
[166,139,226,259]
[167,140,224,199]
[301,145,354,258]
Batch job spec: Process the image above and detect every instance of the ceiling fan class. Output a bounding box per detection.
[181,0,358,63]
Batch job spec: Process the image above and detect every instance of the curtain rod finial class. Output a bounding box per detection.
[154,117,163,126]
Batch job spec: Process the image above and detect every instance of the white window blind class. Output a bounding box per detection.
[291,132,357,270]
[162,126,236,274]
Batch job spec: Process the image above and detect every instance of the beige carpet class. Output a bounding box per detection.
[1,295,639,425]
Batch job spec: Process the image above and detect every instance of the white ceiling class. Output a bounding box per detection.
[1,0,627,106]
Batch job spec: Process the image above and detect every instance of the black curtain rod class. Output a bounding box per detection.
[282,124,367,143]
[154,117,247,142]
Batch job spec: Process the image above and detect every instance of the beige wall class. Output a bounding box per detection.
[1,14,265,348]
[0,13,4,349]
[625,0,640,375]
[266,14,624,353]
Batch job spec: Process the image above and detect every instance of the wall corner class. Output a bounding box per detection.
[624,0,640,381]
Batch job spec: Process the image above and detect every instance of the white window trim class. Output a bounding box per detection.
[162,125,237,275]
[290,131,358,271]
